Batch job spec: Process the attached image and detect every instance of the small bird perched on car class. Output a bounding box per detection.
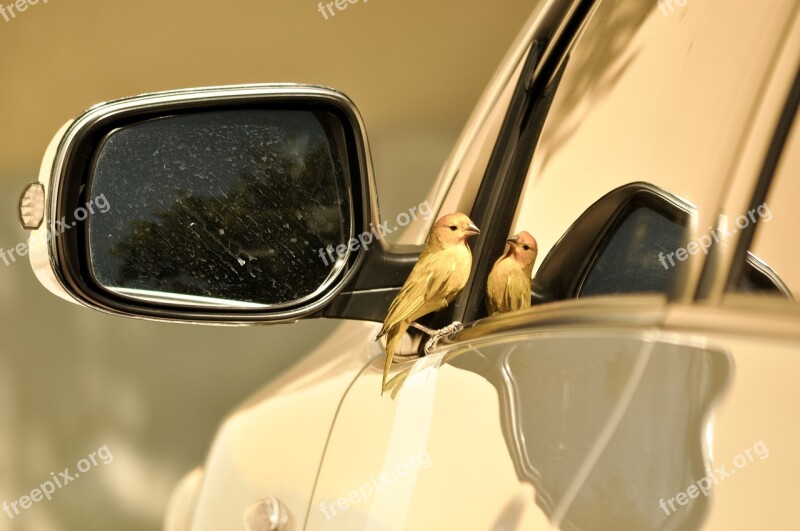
[376,213,480,394]
[486,231,538,315]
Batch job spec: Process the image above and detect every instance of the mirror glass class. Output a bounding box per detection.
[579,206,684,297]
[87,109,353,309]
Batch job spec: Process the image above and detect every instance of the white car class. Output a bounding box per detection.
[21,0,800,529]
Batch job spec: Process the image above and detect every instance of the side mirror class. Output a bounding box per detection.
[531,182,692,304]
[22,84,405,324]
[532,182,792,303]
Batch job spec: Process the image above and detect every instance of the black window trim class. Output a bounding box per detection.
[430,0,600,329]
[716,64,800,298]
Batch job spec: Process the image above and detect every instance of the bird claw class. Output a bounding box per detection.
[422,321,464,355]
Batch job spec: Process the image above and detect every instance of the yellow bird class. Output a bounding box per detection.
[376,213,480,393]
[486,231,538,315]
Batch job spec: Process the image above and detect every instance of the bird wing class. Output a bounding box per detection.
[377,260,435,338]
[504,270,532,312]
[485,258,507,315]
[378,246,469,338]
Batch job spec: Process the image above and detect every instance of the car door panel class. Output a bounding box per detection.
[308,315,737,530]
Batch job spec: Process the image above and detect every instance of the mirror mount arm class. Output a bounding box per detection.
[320,244,420,323]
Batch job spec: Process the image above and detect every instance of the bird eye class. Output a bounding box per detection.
[523,245,530,251]
[449,225,457,231]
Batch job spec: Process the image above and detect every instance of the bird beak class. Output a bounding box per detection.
[466,222,481,235]
[506,235,519,245]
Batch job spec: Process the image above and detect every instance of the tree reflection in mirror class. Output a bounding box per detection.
[87,110,352,308]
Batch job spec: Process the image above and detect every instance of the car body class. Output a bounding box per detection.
[23,0,800,529]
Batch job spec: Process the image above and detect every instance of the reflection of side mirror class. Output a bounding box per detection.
[23,85,418,324]
[471,337,732,530]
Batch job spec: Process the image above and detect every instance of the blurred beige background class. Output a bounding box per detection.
[0,1,534,529]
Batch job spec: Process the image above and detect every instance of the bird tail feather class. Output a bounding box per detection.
[382,323,408,395]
